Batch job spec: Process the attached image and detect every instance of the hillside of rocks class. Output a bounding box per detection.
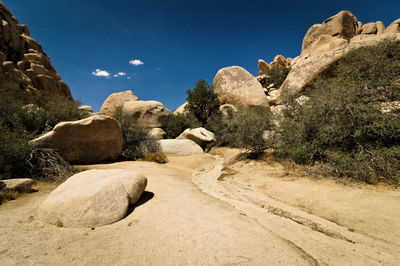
[0,1,72,103]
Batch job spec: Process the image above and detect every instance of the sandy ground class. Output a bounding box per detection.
[0,149,400,265]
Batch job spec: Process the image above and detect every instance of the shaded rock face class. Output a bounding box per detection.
[39,169,147,228]
[31,115,123,164]
[1,178,35,192]
[257,59,270,75]
[212,66,269,108]
[0,1,71,102]
[159,139,203,156]
[100,90,139,118]
[385,19,400,34]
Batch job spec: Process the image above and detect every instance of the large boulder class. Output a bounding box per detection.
[31,115,123,164]
[121,100,171,129]
[301,11,358,56]
[39,169,147,228]
[0,1,72,102]
[149,128,166,140]
[385,19,400,34]
[212,66,269,108]
[159,139,203,156]
[100,90,139,118]
[270,55,289,69]
[257,59,270,75]
[177,127,216,147]
[281,33,400,98]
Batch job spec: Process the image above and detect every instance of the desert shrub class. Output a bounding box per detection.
[28,147,72,182]
[115,109,161,160]
[260,67,290,88]
[0,90,80,180]
[277,38,400,184]
[206,107,274,157]
[185,79,220,125]
[144,152,168,164]
[164,113,201,138]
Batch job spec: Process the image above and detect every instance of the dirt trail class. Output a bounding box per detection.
[0,152,399,265]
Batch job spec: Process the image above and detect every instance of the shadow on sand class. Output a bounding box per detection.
[126,191,154,216]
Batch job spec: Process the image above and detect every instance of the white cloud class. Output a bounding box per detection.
[113,74,118,77]
[127,76,131,80]
[117,72,127,76]
[129,59,144,66]
[92,69,110,77]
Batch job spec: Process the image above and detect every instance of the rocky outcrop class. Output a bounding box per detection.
[385,19,400,34]
[121,100,171,129]
[0,1,71,102]
[31,115,123,164]
[212,66,269,108]
[301,11,358,56]
[282,33,400,98]
[100,90,139,118]
[159,139,203,156]
[39,169,147,228]
[257,59,270,75]
[177,127,216,147]
[219,104,237,115]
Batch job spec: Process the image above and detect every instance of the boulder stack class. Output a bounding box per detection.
[0,1,72,102]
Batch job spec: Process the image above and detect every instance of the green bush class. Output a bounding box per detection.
[0,91,81,179]
[164,113,201,138]
[185,79,220,125]
[261,67,290,88]
[144,152,168,164]
[277,38,400,184]
[206,107,274,157]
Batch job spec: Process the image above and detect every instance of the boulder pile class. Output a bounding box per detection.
[0,1,72,102]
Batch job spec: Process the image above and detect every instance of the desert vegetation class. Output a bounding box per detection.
[0,91,85,181]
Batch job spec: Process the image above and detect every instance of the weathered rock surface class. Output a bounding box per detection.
[39,169,147,228]
[282,33,400,97]
[219,103,238,115]
[100,90,139,118]
[270,55,290,69]
[177,127,216,147]
[305,35,348,57]
[31,115,123,164]
[1,178,35,192]
[173,102,188,115]
[257,59,270,75]
[385,19,400,34]
[149,128,166,140]
[0,1,71,102]
[121,100,171,129]
[212,66,269,108]
[79,105,93,113]
[301,11,358,56]
[159,139,203,156]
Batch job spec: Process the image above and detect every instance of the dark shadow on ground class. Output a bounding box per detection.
[126,191,154,216]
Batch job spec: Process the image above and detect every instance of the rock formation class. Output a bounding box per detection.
[278,11,400,101]
[212,66,269,108]
[39,169,147,228]
[159,139,203,156]
[173,102,188,115]
[101,90,171,129]
[100,90,139,118]
[177,127,216,147]
[0,1,72,102]
[31,115,123,164]
[149,127,167,140]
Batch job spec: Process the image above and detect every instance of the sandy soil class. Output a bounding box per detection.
[0,150,399,265]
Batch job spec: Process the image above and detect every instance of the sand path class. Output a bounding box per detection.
[0,152,399,265]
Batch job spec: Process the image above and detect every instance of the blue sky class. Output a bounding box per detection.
[4,0,400,111]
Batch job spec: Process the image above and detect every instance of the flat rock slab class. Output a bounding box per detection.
[159,139,203,156]
[39,169,147,228]
[1,178,35,192]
